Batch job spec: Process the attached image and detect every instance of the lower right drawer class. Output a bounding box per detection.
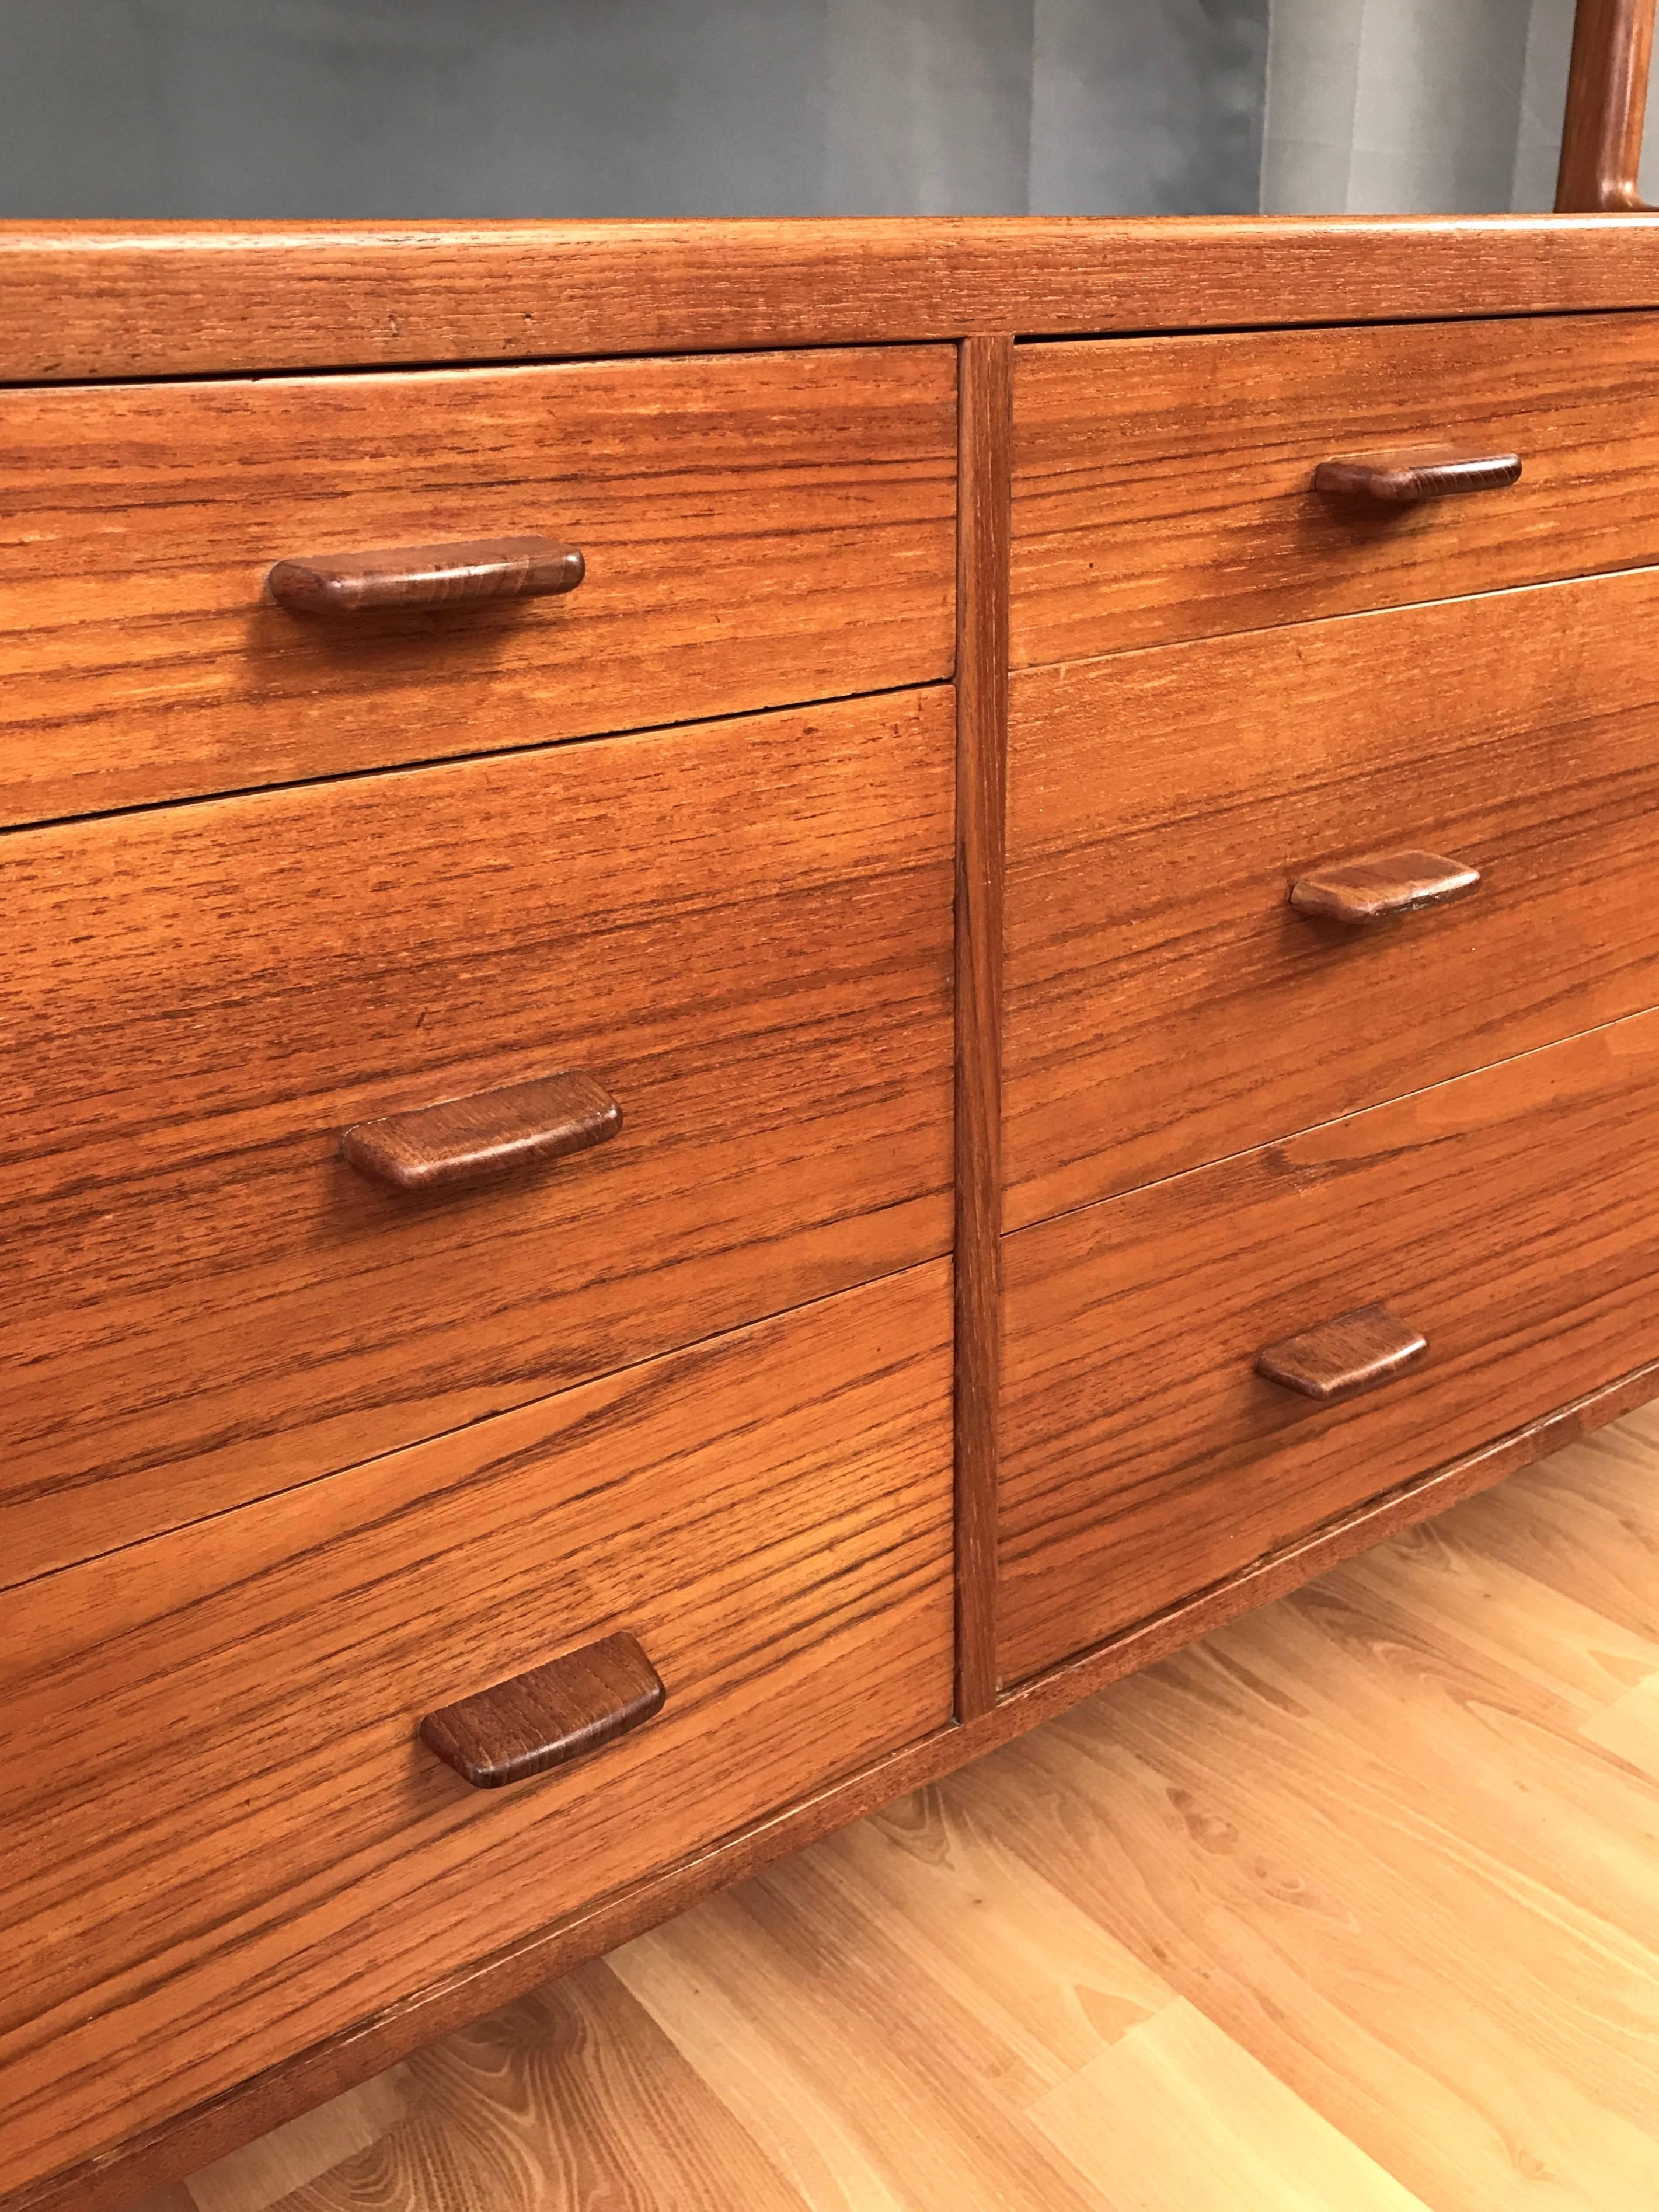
[999,1009,1659,1688]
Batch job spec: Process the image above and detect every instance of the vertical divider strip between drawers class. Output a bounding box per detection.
[954,334,1014,1719]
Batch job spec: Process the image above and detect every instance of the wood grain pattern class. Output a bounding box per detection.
[1027,2001,1435,2211]
[166,1972,811,2212]
[32,1350,1659,2212]
[1254,1305,1430,1404]
[0,347,954,822]
[266,534,585,614]
[0,688,953,1585]
[0,1261,954,2207]
[5,218,1659,383]
[1444,1398,1659,1645]
[1581,1669,1659,1778]
[1310,449,1522,503]
[13,211,1659,2212]
[1557,0,1657,209]
[611,1852,1127,2212]
[990,1429,1659,2212]
[339,1072,623,1193]
[155,2073,411,2212]
[143,1422,1659,2212]
[1287,850,1480,928]
[1001,1010,1659,1686]
[1012,312,1659,667]
[1006,567,1659,1226]
[419,1634,667,1789]
[953,336,1013,1722]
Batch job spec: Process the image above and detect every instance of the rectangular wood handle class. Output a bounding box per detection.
[1312,451,1522,504]
[420,1632,666,1788]
[341,1071,622,1192]
[1255,1304,1428,1404]
[1288,850,1480,927]
[268,533,584,613]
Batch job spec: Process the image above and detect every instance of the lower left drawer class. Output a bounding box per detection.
[0,1259,954,2202]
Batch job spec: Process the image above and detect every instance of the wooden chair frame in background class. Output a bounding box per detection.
[1558,0,1658,208]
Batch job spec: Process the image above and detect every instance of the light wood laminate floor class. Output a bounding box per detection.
[134,1407,1659,2212]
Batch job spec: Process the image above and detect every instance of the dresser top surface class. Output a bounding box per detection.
[5,213,1659,383]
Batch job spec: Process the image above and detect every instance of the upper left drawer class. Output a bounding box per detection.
[0,347,957,824]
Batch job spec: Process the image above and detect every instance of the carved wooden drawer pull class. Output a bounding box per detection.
[1312,450,1522,504]
[1255,1303,1428,1404]
[341,1070,622,1192]
[267,533,585,614]
[420,1632,666,1789]
[1288,850,1480,927]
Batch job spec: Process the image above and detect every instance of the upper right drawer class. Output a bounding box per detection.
[1012,312,1659,667]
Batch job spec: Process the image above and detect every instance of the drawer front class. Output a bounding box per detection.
[0,1263,954,2197]
[0,346,955,824]
[0,688,953,1583]
[1000,1014,1659,1688]
[1006,568,1659,1228]
[1012,311,1659,667]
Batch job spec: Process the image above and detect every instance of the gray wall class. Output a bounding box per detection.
[1261,0,1543,214]
[11,0,1637,224]
[1261,0,1659,214]
[0,0,1268,219]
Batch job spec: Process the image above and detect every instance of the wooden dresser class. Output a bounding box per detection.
[6,215,1659,2210]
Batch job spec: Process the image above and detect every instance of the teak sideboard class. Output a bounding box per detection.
[8,212,1659,2210]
